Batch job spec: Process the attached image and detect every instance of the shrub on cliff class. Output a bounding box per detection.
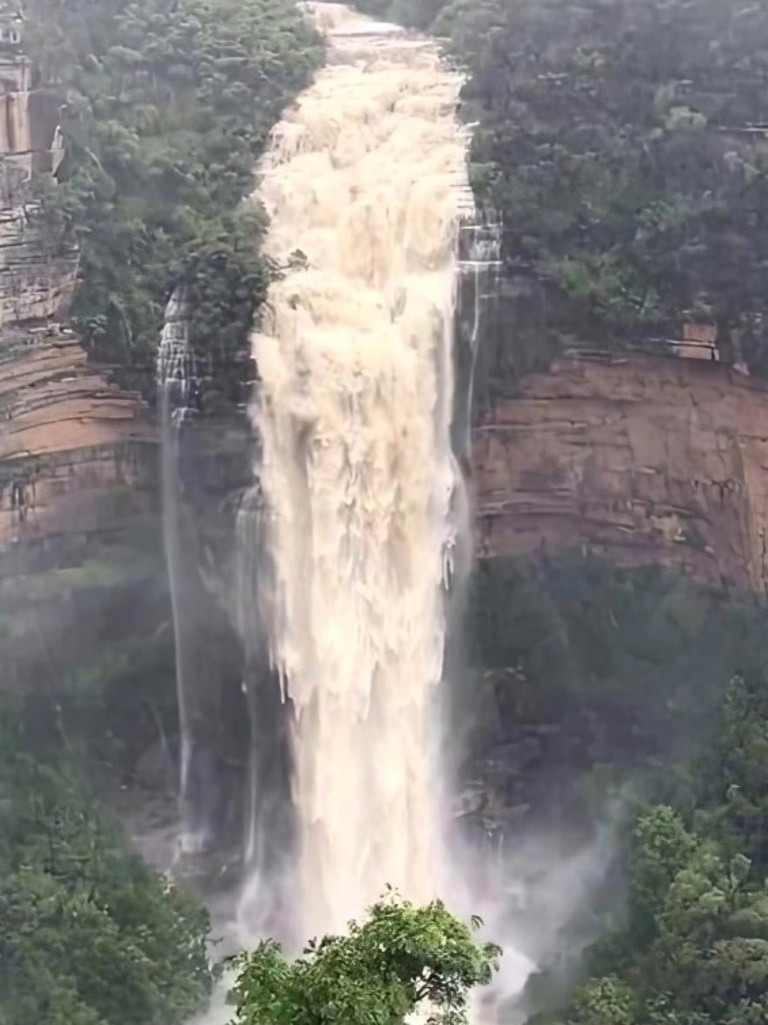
[0,725,213,1025]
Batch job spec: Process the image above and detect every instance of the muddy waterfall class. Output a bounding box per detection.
[240,1,475,943]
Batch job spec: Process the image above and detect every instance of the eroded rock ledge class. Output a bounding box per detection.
[0,27,159,694]
[0,328,155,545]
[473,352,768,596]
[0,26,156,551]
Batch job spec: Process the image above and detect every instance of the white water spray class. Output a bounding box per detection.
[245,1,473,942]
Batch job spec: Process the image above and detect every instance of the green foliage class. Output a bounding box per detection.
[468,556,768,1022]
[544,669,768,1025]
[629,805,697,933]
[356,0,768,380]
[452,0,768,372]
[696,675,768,875]
[231,894,500,1025]
[0,725,213,1025]
[469,556,768,755]
[25,0,322,374]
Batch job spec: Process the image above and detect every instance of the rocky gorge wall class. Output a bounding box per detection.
[0,44,162,709]
[462,348,768,848]
[473,351,768,599]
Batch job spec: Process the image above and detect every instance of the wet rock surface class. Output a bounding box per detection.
[474,351,768,596]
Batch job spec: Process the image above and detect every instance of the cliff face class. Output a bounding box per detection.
[0,55,156,550]
[473,352,768,596]
[0,36,159,696]
[0,328,155,546]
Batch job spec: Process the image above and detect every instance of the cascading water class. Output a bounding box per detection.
[157,289,208,856]
[158,10,619,1024]
[242,0,476,944]
[456,221,502,456]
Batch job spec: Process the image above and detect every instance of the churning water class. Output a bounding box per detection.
[244,0,472,941]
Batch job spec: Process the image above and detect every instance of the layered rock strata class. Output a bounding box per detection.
[474,351,768,597]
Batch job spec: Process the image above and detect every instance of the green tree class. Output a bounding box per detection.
[231,895,500,1025]
[0,731,213,1025]
[697,674,768,874]
[555,794,768,1024]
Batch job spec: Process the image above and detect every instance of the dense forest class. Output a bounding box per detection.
[537,670,768,1025]
[359,0,768,383]
[0,721,213,1024]
[26,0,322,376]
[467,557,768,1023]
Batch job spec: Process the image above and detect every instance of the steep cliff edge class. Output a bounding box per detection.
[0,25,159,705]
[473,352,768,597]
[0,330,155,547]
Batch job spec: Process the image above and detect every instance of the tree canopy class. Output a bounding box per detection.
[356,0,768,381]
[0,722,214,1025]
[527,670,768,1025]
[25,0,323,379]
[458,0,768,370]
[231,894,500,1025]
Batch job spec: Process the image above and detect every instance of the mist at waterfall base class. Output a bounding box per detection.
[164,5,623,1023]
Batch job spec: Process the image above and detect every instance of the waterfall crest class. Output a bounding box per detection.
[246,1,473,942]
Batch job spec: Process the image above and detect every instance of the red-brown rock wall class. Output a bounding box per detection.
[473,353,768,596]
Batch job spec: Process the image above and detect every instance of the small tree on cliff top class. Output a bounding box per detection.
[230,893,500,1025]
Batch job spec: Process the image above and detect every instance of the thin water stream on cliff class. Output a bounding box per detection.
[157,290,209,857]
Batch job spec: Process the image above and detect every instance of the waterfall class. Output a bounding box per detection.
[241,1,475,943]
[157,289,207,856]
[457,222,502,456]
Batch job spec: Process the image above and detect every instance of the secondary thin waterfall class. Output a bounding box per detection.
[247,1,474,941]
[157,289,207,856]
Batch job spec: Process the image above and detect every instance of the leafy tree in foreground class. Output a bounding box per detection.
[231,895,500,1025]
